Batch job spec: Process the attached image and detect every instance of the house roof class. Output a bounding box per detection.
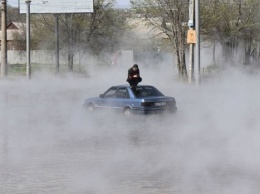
[0,22,25,40]
[7,22,26,30]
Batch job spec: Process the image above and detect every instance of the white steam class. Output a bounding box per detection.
[0,64,260,194]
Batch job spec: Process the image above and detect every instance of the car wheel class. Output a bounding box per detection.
[87,103,95,112]
[124,108,132,116]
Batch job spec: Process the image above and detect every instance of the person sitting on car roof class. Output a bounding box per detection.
[126,64,142,87]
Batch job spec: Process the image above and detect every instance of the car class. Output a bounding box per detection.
[83,85,177,116]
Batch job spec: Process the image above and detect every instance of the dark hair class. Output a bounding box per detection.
[133,64,138,68]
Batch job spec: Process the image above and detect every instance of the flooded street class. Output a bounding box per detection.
[1,70,260,194]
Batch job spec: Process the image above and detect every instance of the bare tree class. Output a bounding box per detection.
[238,0,260,66]
[201,0,260,65]
[131,0,189,79]
[27,0,126,71]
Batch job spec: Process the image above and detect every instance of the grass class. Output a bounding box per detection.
[9,64,26,76]
[7,63,88,76]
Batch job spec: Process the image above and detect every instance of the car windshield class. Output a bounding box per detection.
[132,86,164,98]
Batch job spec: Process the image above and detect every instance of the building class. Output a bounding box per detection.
[0,22,25,50]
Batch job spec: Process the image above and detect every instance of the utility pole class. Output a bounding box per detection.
[188,0,195,83]
[26,0,31,79]
[54,14,60,74]
[195,0,201,85]
[1,0,7,77]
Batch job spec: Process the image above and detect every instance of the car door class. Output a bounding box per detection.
[113,87,131,109]
[98,87,118,109]
[98,87,131,110]
[104,87,130,110]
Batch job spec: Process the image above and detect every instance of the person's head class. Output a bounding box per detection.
[133,64,138,70]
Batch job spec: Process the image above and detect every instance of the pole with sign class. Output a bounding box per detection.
[195,0,200,85]
[188,0,195,83]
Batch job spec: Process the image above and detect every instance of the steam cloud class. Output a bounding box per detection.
[0,64,260,194]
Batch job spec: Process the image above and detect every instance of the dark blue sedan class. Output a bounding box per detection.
[83,85,177,116]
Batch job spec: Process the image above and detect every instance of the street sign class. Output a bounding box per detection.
[187,29,196,44]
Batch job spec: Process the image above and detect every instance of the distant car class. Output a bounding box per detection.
[83,85,177,116]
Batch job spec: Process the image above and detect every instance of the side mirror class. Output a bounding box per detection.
[99,94,104,98]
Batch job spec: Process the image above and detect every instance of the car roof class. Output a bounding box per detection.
[112,84,154,88]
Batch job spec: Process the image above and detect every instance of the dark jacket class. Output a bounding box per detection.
[127,68,140,80]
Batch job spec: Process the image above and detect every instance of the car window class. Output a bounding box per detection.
[116,88,129,99]
[104,88,117,98]
[132,86,163,97]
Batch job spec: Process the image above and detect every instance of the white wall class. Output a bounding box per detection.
[7,50,94,65]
